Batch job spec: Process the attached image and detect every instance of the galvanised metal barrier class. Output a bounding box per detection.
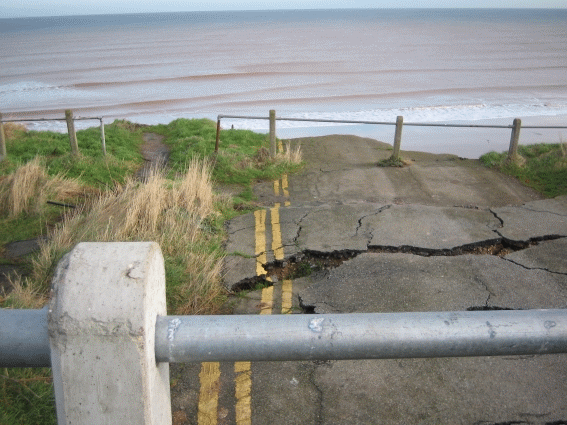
[154,309,567,362]
[2,242,566,423]
[2,306,567,368]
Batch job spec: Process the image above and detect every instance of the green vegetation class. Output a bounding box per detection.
[1,120,144,188]
[377,155,407,168]
[0,118,302,424]
[157,118,302,196]
[0,368,55,425]
[480,142,567,197]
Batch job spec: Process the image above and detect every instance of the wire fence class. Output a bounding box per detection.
[216,111,567,162]
[0,110,106,159]
[2,110,566,162]
[218,113,567,129]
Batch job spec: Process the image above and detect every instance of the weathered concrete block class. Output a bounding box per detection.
[48,242,171,425]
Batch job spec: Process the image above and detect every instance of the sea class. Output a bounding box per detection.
[1,8,567,157]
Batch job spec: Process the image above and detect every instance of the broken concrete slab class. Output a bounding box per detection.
[364,204,501,251]
[222,256,260,291]
[223,198,566,291]
[298,253,567,314]
[492,196,567,244]
[224,213,257,257]
[505,237,567,275]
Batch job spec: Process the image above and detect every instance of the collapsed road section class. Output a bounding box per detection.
[220,195,567,424]
[223,196,567,293]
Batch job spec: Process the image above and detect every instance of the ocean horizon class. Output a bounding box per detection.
[1,8,566,157]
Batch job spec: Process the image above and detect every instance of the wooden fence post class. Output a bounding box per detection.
[269,109,276,158]
[507,118,521,164]
[215,117,221,153]
[0,112,6,161]
[100,118,106,156]
[391,116,404,159]
[65,109,79,156]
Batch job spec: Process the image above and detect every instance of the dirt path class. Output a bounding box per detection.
[136,133,170,181]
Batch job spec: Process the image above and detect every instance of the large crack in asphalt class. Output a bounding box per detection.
[228,199,566,295]
[230,235,566,293]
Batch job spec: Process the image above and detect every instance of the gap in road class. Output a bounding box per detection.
[242,236,564,290]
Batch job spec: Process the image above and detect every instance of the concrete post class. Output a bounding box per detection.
[65,109,79,156]
[100,118,106,156]
[0,112,7,161]
[269,109,276,158]
[507,118,522,164]
[48,242,172,425]
[391,115,403,159]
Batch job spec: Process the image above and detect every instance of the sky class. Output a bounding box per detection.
[1,0,565,18]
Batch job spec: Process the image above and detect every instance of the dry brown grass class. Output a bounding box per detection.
[275,140,302,165]
[0,273,47,309]
[284,140,302,164]
[2,122,28,140]
[17,158,225,314]
[0,158,83,217]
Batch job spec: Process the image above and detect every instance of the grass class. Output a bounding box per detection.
[0,118,302,424]
[1,120,144,188]
[377,156,408,168]
[480,139,567,198]
[0,368,55,425]
[157,119,302,197]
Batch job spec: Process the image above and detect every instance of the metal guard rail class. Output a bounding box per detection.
[2,308,566,367]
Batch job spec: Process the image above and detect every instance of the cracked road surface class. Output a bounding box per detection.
[172,135,567,425]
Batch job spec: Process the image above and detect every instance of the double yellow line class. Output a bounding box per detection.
[197,143,292,425]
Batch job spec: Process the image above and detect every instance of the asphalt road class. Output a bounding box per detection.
[172,135,567,425]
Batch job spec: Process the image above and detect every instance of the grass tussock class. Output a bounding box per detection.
[13,158,224,314]
[480,138,567,197]
[0,273,47,309]
[277,140,302,165]
[0,157,83,217]
[377,156,411,168]
[2,122,28,140]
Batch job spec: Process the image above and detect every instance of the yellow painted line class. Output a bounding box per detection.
[234,208,271,424]
[198,362,221,425]
[282,279,293,314]
[270,205,284,261]
[273,179,280,196]
[260,285,274,315]
[282,174,289,197]
[254,209,267,276]
[234,361,252,425]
